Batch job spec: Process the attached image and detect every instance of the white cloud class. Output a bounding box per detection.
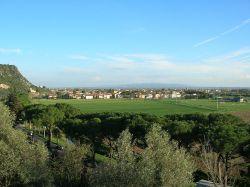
[69,54,88,60]
[0,48,22,54]
[63,67,87,73]
[245,74,250,79]
[221,19,250,35]
[101,54,173,70]
[93,76,102,81]
[206,47,250,63]
[63,49,250,87]
[193,36,219,48]
[124,54,169,63]
[110,50,250,86]
[194,18,250,48]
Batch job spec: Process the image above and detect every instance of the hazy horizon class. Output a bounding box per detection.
[0,1,250,87]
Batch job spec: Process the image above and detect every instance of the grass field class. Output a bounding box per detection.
[32,98,250,116]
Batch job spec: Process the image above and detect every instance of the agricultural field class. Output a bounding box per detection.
[32,98,250,116]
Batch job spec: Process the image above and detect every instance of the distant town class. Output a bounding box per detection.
[30,87,250,102]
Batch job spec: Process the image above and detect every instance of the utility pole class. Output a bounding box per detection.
[43,126,46,138]
[217,96,219,110]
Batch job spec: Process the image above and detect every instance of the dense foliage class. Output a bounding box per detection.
[5,92,31,117]
[0,64,36,99]
[2,100,250,186]
[89,126,194,187]
[0,102,52,187]
[52,144,90,187]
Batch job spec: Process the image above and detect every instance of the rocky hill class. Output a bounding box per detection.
[0,64,37,99]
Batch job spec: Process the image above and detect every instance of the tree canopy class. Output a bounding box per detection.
[0,102,52,187]
[89,125,195,187]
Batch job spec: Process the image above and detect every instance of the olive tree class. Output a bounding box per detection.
[52,144,90,187]
[0,102,52,187]
[89,125,195,187]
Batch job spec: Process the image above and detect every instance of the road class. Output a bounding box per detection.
[14,123,63,151]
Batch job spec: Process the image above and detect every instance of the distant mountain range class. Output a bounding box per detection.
[74,83,190,89]
[52,84,191,90]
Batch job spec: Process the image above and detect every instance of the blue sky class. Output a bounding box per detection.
[0,0,250,87]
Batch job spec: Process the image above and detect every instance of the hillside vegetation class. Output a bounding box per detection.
[0,64,36,99]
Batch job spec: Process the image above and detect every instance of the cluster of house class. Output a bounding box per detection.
[134,91,182,99]
[30,87,247,103]
[46,89,183,100]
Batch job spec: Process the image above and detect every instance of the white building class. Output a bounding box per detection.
[170,91,181,98]
[145,94,153,99]
[114,93,123,99]
[104,94,112,99]
[85,95,94,99]
[154,93,161,99]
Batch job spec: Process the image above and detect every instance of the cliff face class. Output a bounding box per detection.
[0,64,35,98]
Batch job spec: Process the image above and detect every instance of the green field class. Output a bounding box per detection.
[32,99,250,116]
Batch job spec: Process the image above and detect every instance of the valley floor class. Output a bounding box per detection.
[32,98,250,116]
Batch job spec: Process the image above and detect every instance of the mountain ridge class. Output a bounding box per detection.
[0,64,36,99]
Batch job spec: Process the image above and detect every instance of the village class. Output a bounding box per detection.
[29,87,247,102]
[0,79,239,102]
[45,88,183,100]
